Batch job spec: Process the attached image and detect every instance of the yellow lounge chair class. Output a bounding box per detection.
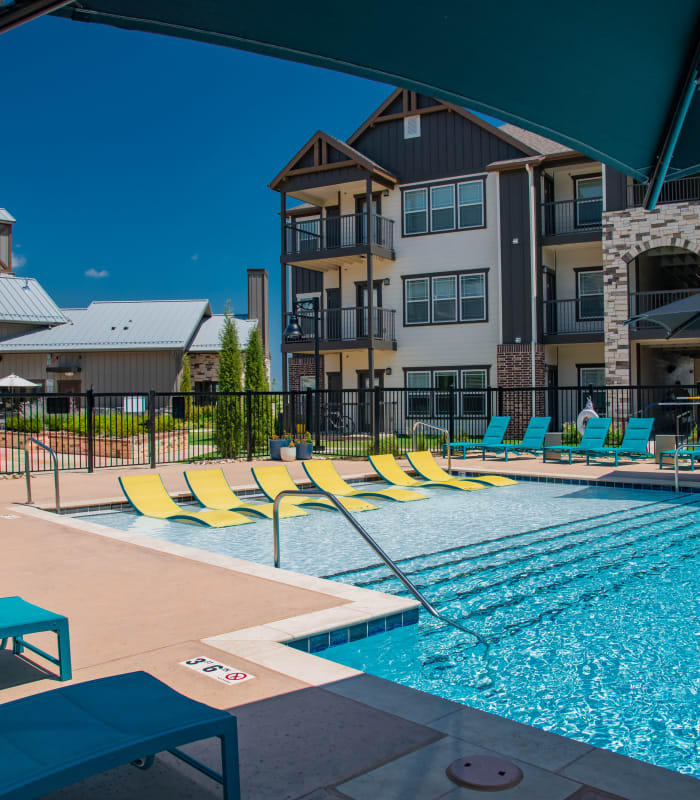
[252,464,377,513]
[119,474,252,527]
[405,451,518,488]
[184,468,307,519]
[303,460,427,502]
[369,454,486,491]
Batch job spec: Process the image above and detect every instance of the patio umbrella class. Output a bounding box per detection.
[625,293,700,338]
[0,373,39,388]
[1,0,698,209]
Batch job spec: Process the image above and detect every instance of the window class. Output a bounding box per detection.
[458,181,484,229]
[434,371,458,416]
[574,176,602,228]
[432,276,457,322]
[430,185,455,231]
[460,273,486,321]
[576,270,604,319]
[406,371,431,416]
[404,115,421,139]
[461,369,488,416]
[405,278,429,324]
[404,188,428,234]
[297,218,321,252]
[299,375,317,391]
[578,366,605,387]
[194,381,217,405]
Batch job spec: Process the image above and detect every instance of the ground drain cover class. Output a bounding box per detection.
[446,755,523,791]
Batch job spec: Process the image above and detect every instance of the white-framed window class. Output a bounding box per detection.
[458,180,484,229]
[432,275,458,322]
[404,115,421,139]
[461,369,488,416]
[404,188,428,234]
[434,370,458,416]
[460,273,486,321]
[405,277,430,324]
[430,184,455,231]
[574,175,603,228]
[576,270,604,319]
[406,370,431,416]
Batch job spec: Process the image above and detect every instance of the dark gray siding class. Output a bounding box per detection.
[354,110,528,183]
[605,166,628,212]
[500,170,532,342]
[247,269,269,355]
[281,165,367,193]
[292,267,322,297]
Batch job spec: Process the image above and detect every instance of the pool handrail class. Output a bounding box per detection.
[272,488,485,645]
[412,421,451,473]
[24,436,60,512]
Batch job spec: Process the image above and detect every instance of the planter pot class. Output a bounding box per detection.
[269,439,291,460]
[295,442,313,460]
[279,446,296,462]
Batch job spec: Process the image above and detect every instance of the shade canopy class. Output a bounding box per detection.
[1,1,699,206]
[625,293,700,338]
[0,373,39,387]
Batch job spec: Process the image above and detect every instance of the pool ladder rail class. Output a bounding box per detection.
[272,488,485,645]
[24,436,60,512]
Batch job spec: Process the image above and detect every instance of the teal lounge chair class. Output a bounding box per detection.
[477,416,551,461]
[659,443,700,471]
[542,417,612,464]
[444,416,511,458]
[585,417,655,466]
[0,671,240,799]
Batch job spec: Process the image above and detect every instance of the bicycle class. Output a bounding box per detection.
[321,405,356,435]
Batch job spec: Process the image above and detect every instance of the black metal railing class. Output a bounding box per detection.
[543,297,604,335]
[285,212,394,255]
[627,175,700,208]
[541,198,603,236]
[2,384,698,473]
[627,288,700,330]
[283,307,396,344]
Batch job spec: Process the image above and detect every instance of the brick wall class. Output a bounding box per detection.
[288,355,324,391]
[190,353,219,383]
[496,344,545,436]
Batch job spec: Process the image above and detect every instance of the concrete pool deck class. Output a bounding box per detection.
[1,455,699,798]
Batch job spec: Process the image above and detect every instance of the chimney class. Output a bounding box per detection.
[0,209,16,274]
[247,269,269,356]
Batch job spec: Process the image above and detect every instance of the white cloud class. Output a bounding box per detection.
[191,253,199,261]
[85,268,109,279]
[11,251,26,270]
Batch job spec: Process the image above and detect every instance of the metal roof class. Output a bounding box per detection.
[189,314,257,352]
[0,299,211,352]
[0,275,67,325]
[0,209,16,224]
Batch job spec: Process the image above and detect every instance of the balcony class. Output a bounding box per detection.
[628,288,700,336]
[284,213,395,269]
[540,199,602,243]
[627,175,700,208]
[282,306,397,352]
[542,297,604,341]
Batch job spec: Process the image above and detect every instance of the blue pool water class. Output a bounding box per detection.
[78,482,700,775]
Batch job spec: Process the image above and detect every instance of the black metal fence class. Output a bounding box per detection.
[2,384,697,473]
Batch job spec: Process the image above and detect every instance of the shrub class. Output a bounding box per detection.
[215,308,243,458]
[244,327,273,452]
[179,354,193,420]
[4,415,43,433]
[562,422,581,445]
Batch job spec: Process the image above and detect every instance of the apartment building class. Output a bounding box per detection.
[272,89,700,418]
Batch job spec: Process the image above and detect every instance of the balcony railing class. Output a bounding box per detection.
[541,198,603,237]
[628,288,700,330]
[627,175,700,208]
[283,306,396,346]
[543,296,604,336]
[285,213,394,256]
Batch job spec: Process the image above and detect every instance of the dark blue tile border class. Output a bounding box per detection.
[454,470,699,494]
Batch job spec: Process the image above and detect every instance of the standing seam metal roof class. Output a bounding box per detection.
[0,275,67,325]
[189,315,257,352]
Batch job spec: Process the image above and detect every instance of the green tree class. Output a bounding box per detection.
[179,352,192,420]
[244,326,273,453]
[215,307,243,458]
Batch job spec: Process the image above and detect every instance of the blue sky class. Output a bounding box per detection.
[3,15,500,384]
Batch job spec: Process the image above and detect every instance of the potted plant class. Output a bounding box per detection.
[295,431,313,460]
[269,434,291,460]
[279,441,297,461]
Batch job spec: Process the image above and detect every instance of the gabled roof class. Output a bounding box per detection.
[269,130,397,191]
[0,299,211,352]
[189,314,257,352]
[0,275,67,325]
[0,209,16,224]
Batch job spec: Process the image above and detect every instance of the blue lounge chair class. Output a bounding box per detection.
[0,671,240,799]
[585,417,655,466]
[476,416,551,461]
[542,417,612,464]
[443,416,511,458]
[0,596,71,681]
[659,443,700,471]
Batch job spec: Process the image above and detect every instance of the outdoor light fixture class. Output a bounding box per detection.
[383,277,390,285]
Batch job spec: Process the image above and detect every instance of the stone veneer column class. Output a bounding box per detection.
[602,201,700,386]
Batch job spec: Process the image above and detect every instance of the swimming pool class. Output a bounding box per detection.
[77,481,700,776]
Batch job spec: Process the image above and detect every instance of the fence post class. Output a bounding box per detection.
[148,390,157,469]
[305,388,313,437]
[245,390,253,461]
[448,388,455,442]
[373,387,381,453]
[497,386,504,417]
[86,389,94,473]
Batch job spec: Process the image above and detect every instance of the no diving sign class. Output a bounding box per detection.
[180,657,255,685]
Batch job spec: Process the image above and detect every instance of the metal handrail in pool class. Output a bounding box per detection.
[412,421,451,473]
[24,437,60,512]
[272,488,484,644]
